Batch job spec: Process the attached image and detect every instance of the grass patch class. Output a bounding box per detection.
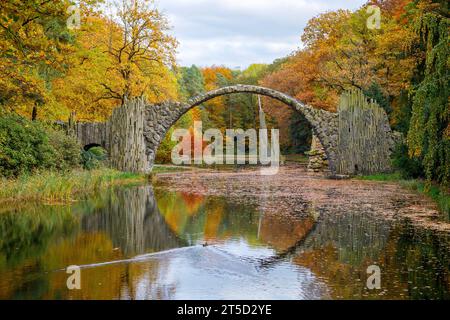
[358,173,450,220]
[399,180,450,219]
[282,154,309,163]
[151,165,192,174]
[0,168,148,204]
[356,172,403,181]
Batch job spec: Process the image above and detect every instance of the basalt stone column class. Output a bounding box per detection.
[108,97,151,174]
[335,90,395,175]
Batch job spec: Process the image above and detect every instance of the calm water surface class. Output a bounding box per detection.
[0,184,449,299]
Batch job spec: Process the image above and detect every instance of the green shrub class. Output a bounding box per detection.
[0,115,82,178]
[47,128,82,171]
[0,115,55,178]
[392,143,424,179]
[81,146,108,170]
[155,128,177,164]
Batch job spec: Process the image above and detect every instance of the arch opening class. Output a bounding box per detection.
[148,85,336,173]
[83,143,102,151]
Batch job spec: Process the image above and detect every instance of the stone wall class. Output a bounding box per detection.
[73,122,109,150]
[71,98,152,173]
[143,101,185,169]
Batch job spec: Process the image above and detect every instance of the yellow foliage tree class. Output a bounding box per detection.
[52,0,179,121]
[0,0,76,119]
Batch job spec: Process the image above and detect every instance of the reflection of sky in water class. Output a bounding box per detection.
[130,243,329,300]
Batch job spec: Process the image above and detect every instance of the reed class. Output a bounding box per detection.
[0,169,147,204]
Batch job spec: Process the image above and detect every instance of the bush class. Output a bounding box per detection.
[47,128,82,172]
[155,128,177,164]
[81,146,108,170]
[0,115,82,178]
[0,115,55,178]
[392,143,424,179]
[155,141,174,164]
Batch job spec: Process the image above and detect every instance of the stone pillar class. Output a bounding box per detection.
[306,135,329,174]
[109,97,151,174]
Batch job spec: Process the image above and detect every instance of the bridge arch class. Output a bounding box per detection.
[83,143,102,151]
[144,85,339,173]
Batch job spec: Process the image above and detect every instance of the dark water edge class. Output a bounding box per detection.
[0,184,448,300]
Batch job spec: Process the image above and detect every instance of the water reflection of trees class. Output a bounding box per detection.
[155,190,261,245]
[0,206,78,270]
[0,205,79,299]
[388,222,450,299]
[0,186,186,299]
[291,210,450,299]
[255,205,391,269]
[82,186,186,256]
[301,209,392,265]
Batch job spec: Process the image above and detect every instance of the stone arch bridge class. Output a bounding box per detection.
[70,85,397,176]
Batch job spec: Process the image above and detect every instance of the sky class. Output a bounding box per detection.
[156,0,368,69]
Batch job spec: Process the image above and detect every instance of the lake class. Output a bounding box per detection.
[0,182,449,299]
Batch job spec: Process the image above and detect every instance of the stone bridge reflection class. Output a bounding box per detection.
[80,183,393,266]
[80,184,323,259]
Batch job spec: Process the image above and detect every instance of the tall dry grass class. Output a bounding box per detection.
[0,169,147,203]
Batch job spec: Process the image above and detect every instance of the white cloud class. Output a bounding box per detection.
[156,0,367,68]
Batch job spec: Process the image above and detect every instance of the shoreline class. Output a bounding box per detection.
[357,173,449,220]
[0,168,148,205]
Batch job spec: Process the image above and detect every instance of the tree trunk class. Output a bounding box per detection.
[31,104,38,121]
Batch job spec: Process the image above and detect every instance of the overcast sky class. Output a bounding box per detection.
[156,0,367,69]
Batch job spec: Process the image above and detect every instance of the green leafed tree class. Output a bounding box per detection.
[407,0,449,187]
[178,65,205,100]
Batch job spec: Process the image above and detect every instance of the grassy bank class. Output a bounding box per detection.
[358,173,449,219]
[151,165,192,174]
[0,169,148,204]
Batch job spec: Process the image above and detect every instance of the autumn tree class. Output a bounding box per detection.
[178,65,205,101]
[100,0,177,104]
[0,0,77,119]
[232,64,269,130]
[156,64,205,163]
[201,66,233,131]
[177,64,205,125]
[51,0,178,121]
[51,15,121,121]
